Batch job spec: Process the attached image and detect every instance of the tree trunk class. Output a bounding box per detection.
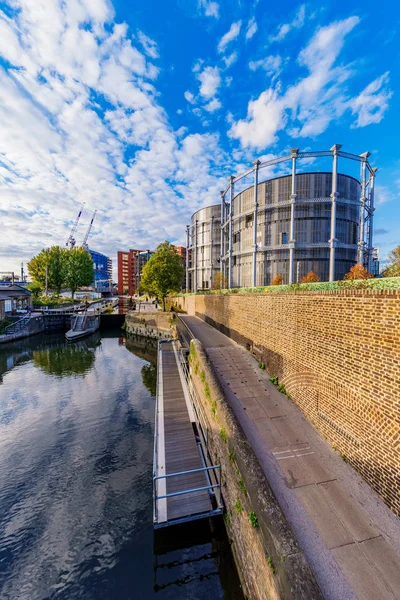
[162,296,166,311]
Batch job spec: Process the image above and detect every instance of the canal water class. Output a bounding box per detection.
[0,331,243,600]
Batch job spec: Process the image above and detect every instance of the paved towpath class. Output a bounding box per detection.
[180,315,400,600]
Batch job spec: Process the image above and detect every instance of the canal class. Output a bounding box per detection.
[0,331,243,600]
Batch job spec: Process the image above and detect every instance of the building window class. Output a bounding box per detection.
[233,256,237,266]
[233,232,240,243]
[281,232,288,244]
[245,214,253,227]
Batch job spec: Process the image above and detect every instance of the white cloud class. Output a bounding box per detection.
[269,4,306,42]
[204,98,222,112]
[197,65,221,98]
[223,51,238,68]
[246,17,258,41]
[230,16,387,149]
[351,72,392,127]
[137,30,159,59]
[184,90,196,104]
[0,0,232,277]
[249,56,282,79]
[198,0,219,18]
[217,21,242,54]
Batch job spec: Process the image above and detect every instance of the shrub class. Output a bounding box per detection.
[271,274,283,285]
[212,272,229,290]
[0,319,12,334]
[301,271,320,283]
[344,264,373,280]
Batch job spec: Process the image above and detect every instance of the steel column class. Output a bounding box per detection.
[185,225,190,292]
[252,160,260,287]
[358,156,367,265]
[210,215,214,289]
[228,176,234,289]
[289,148,299,284]
[329,144,342,281]
[220,191,224,280]
[194,220,198,292]
[368,167,377,272]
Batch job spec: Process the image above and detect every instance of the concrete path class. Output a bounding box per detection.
[180,315,400,600]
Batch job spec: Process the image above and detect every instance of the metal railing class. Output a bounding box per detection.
[178,348,209,445]
[3,315,32,335]
[153,465,222,524]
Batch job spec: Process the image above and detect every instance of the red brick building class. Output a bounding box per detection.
[117,249,154,296]
[176,246,187,291]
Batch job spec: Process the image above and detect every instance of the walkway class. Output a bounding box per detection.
[179,315,400,600]
[153,340,221,528]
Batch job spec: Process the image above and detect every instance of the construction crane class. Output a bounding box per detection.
[81,210,97,251]
[66,202,85,248]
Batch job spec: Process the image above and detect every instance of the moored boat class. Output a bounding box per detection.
[65,312,100,341]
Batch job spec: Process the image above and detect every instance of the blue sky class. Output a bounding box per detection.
[0,0,398,278]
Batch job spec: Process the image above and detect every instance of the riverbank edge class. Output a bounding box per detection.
[189,339,322,600]
[125,312,177,339]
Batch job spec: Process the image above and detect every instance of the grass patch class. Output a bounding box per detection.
[220,428,227,444]
[248,511,259,528]
[234,499,243,514]
[238,478,247,496]
[228,447,236,462]
[200,370,206,382]
[267,556,275,574]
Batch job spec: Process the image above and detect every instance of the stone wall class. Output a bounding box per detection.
[175,290,400,516]
[125,312,177,339]
[190,340,322,600]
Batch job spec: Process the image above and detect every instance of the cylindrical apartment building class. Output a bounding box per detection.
[227,171,360,286]
[187,146,377,291]
[187,204,221,292]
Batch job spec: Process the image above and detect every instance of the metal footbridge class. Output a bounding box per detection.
[153,340,223,528]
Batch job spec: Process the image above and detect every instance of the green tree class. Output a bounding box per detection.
[140,241,184,311]
[27,282,42,299]
[383,244,400,277]
[28,246,68,295]
[65,247,94,299]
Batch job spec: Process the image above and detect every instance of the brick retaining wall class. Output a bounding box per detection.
[174,291,400,516]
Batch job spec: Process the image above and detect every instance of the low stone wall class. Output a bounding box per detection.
[125,312,177,339]
[190,340,322,600]
[174,290,400,516]
[0,316,44,344]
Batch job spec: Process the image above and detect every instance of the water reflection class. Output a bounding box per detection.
[33,337,100,377]
[0,332,242,600]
